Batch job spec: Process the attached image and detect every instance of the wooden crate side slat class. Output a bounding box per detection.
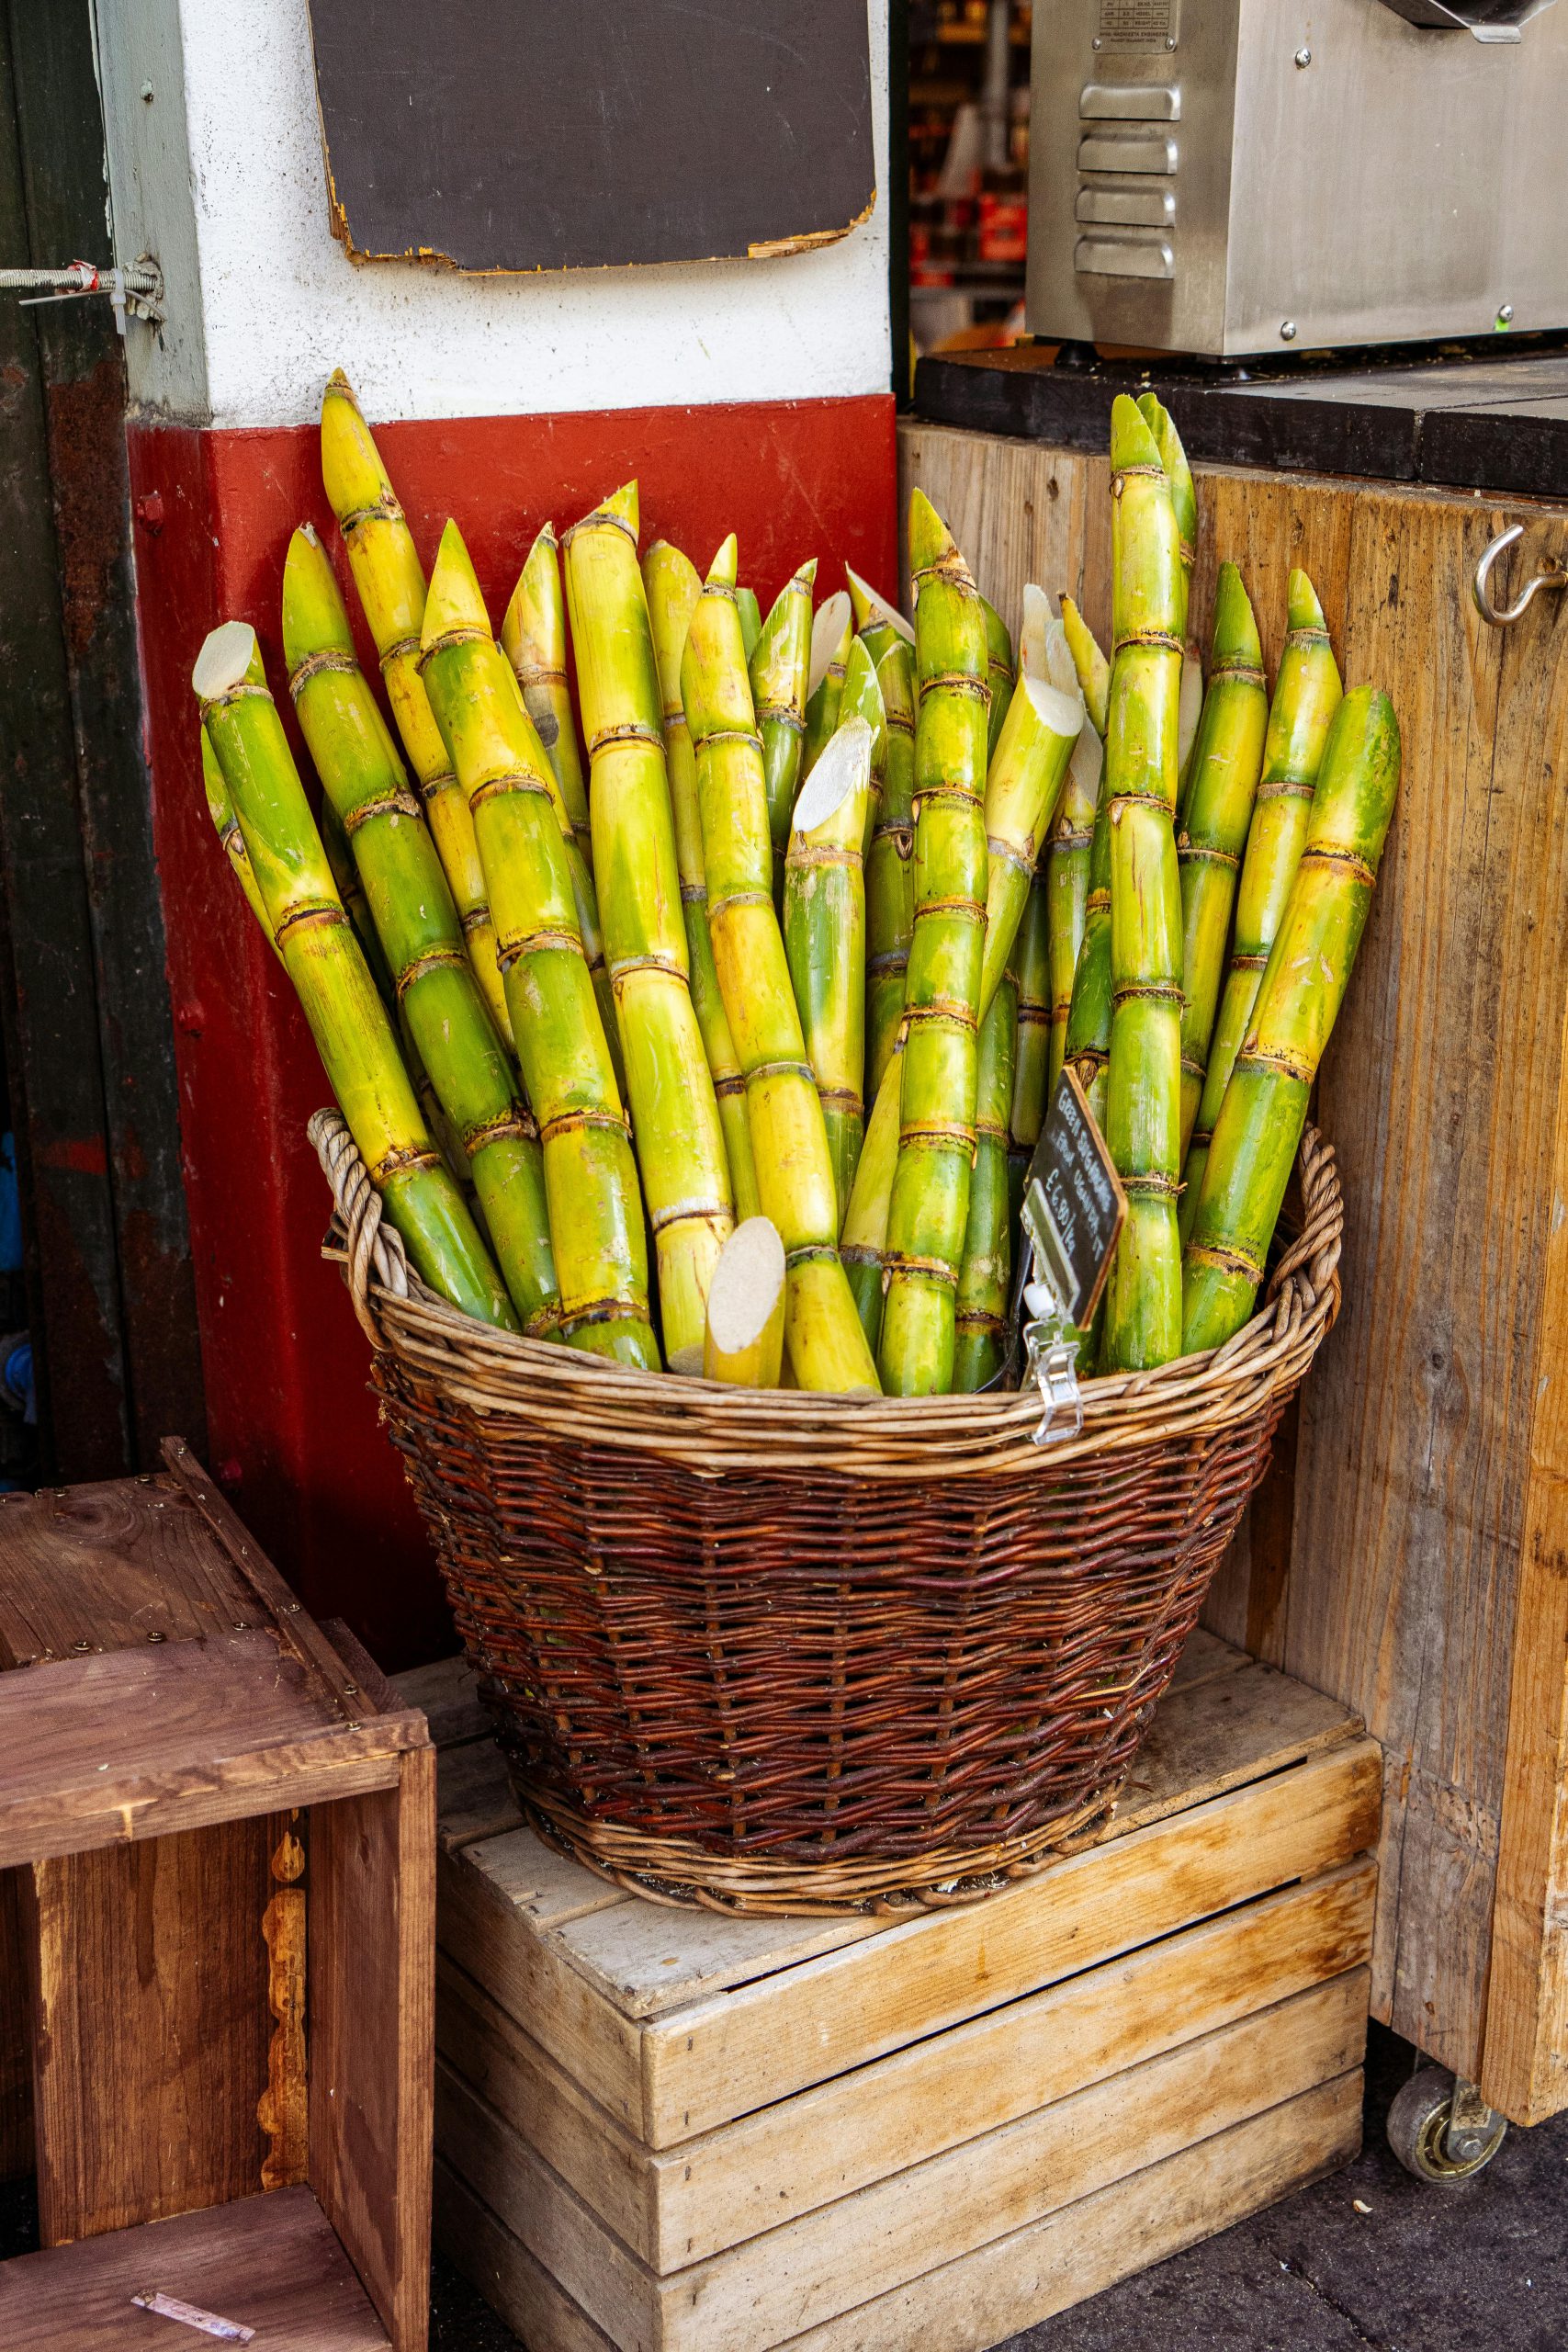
[640,1739,1380,2144]
[434,2157,615,2352]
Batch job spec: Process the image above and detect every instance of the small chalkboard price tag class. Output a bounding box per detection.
[1022,1064,1127,1330]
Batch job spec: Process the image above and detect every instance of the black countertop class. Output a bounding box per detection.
[913,345,1568,500]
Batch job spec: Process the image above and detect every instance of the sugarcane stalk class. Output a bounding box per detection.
[1174,636,1205,820]
[982,596,1015,758]
[1176,562,1269,1165]
[840,1036,900,1354]
[784,717,873,1229]
[750,558,816,895]
[1064,788,1113,1129]
[682,538,879,1392]
[284,523,559,1333]
[1007,870,1051,1207]
[851,575,919,1101]
[976,672,1082,1018]
[704,1216,786,1386]
[1184,686,1399,1351]
[1060,594,1111,740]
[838,635,886,861]
[202,713,278,956]
[644,537,761,1223]
[1180,570,1342,1239]
[801,591,852,776]
[562,482,735,1358]
[953,975,1017,1391]
[878,492,990,1396]
[194,620,517,1329]
[1100,395,1186,1373]
[501,524,591,862]
[1035,619,1105,1099]
[420,525,657,1367]
[736,586,762,663]
[319,370,513,1051]
[1138,392,1196,629]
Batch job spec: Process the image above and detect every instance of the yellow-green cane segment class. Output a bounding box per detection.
[1180,569,1342,1240]
[982,597,1016,758]
[194,620,517,1330]
[801,591,852,777]
[1034,615,1104,1096]
[736,586,762,664]
[283,524,559,1333]
[1175,562,1269,1164]
[643,537,761,1223]
[202,716,278,956]
[850,573,919,1101]
[319,369,513,1052]
[1183,686,1399,1351]
[562,481,735,1357]
[953,975,1017,1392]
[976,669,1083,1020]
[501,524,591,863]
[419,525,657,1367]
[749,557,816,893]
[838,634,886,862]
[840,1037,900,1355]
[1060,594,1111,740]
[1007,874,1051,1209]
[682,537,879,1393]
[1100,394,1186,1373]
[1137,392,1196,632]
[784,716,873,1230]
[878,491,990,1396]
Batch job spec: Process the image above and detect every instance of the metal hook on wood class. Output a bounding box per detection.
[1473,524,1568,627]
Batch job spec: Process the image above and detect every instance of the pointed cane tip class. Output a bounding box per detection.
[1212,561,1262,667]
[906,488,957,573]
[1110,393,1163,472]
[1286,568,1329,635]
[321,373,391,515]
[192,620,261,706]
[423,520,491,649]
[281,524,355,669]
[794,556,819,592]
[527,519,559,561]
[596,480,640,537]
[706,535,739,591]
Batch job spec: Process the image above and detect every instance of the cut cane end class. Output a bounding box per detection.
[1018,584,1055,685]
[1016,672,1085,744]
[1110,393,1163,474]
[907,488,964,578]
[794,714,873,834]
[705,1217,786,1355]
[192,621,261,704]
[1213,561,1262,667]
[705,535,739,592]
[807,591,852,695]
[1287,567,1330,635]
[320,368,394,515]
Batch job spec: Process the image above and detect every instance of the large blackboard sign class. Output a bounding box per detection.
[307,1,876,274]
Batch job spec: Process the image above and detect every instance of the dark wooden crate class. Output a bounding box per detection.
[0,1442,433,2350]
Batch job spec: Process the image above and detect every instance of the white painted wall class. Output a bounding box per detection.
[100,0,890,430]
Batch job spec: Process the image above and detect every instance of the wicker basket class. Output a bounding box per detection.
[312,1112,1343,1916]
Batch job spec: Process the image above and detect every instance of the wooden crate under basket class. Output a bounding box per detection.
[401,1632,1380,2352]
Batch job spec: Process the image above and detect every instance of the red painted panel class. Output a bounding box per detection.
[128,393,897,1665]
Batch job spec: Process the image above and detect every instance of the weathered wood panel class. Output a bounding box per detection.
[898,420,1568,2107]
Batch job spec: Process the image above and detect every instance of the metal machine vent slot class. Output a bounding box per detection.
[1076,185,1176,227]
[1077,128,1179,175]
[1074,234,1176,280]
[1078,83,1181,120]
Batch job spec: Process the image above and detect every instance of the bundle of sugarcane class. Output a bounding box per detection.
[682,538,879,1392]
[1183,687,1399,1350]
[282,525,559,1334]
[561,482,734,1359]
[420,524,659,1368]
[1180,571,1342,1237]
[193,621,518,1331]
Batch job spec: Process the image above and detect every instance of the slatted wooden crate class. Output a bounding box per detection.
[405,1633,1379,2352]
[0,1445,434,2352]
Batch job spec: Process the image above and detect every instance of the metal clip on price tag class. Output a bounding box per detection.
[1021,1259,1083,1447]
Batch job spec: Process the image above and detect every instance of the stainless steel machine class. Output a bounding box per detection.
[1026,0,1568,356]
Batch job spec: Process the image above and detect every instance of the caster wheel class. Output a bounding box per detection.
[1387,2069,1507,2184]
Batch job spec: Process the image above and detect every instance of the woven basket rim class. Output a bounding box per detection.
[309,1110,1343,1481]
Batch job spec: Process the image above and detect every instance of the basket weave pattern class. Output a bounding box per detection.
[313,1113,1343,1913]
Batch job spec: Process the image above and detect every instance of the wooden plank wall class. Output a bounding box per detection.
[898,420,1568,2096]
